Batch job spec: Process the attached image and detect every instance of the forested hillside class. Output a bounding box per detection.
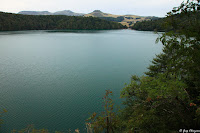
[99,16,124,22]
[0,12,124,31]
[132,11,200,33]
[132,18,166,31]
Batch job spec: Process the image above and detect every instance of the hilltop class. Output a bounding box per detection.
[84,10,159,27]
[18,10,84,16]
[18,10,159,27]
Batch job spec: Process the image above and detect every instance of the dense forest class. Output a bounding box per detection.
[98,16,124,22]
[0,12,124,31]
[132,18,166,31]
[132,10,200,33]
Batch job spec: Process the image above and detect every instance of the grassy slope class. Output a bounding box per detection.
[84,11,151,27]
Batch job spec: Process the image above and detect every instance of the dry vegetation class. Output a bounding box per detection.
[84,10,151,27]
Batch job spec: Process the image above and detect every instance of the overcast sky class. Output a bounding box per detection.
[1,0,184,17]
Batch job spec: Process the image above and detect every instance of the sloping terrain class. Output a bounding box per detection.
[18,10,159,27]
[0,12,124,31]
[84,10,159,27]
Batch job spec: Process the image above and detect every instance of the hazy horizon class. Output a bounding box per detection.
[1,0,184,17]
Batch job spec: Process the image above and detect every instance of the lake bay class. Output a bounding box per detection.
[0,29,162,132]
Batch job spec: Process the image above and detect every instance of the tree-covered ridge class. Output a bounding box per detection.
[132,10,200,33]
[0,12,124,31]
[132,18,166,31]
[99,16,124,22]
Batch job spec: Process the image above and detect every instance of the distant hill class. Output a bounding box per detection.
[18,10,84,16]
[0,12,124,31]
[18,11,52,15]
[53,10,84,16]
[84,10,112,17]
[84,10,159,27]
[18,10,160,27]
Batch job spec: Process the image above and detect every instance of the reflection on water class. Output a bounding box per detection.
[0,29,108,35]
[0,30,46,35]
[46,30,107,33]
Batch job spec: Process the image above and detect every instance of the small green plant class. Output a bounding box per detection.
[87,90,120,133]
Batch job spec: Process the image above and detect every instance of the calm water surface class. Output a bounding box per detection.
[0,29,162,132]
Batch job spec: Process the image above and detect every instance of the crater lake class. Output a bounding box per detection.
[0,29,163,132]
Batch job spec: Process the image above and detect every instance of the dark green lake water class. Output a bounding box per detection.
[0,29,162,132]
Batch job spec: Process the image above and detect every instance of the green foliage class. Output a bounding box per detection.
[132,1,200,33]
[121,0,200,132]
[88,0,200,132]
[87,90,122,133]
[132,18,167,32]
[125,17,134,19]
[99,16,124,22]
[121,74,188,100]
[0,12,124,31]
[146,0,200,103]
[120,74,198,132]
